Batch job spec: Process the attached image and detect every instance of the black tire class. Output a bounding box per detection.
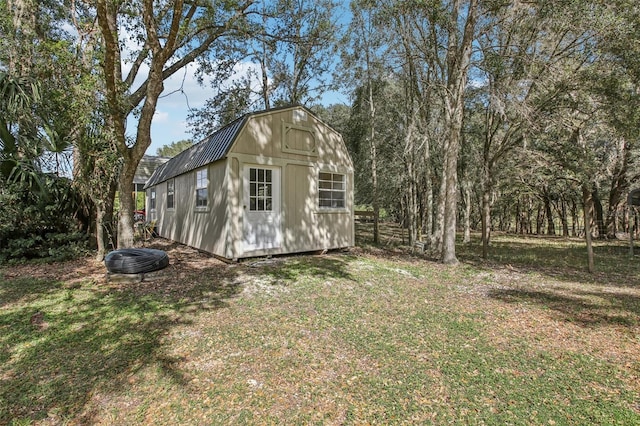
[105,248,169,274]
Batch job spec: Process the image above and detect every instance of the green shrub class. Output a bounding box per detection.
[0,177,88,263]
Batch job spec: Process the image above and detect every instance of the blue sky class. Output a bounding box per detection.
[133,64,349,155]
[125,61,220,156]
[130,61,350,157]
[124,3,352,157]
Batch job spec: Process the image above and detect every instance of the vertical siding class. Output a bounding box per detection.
[150,106,354,259]
[154,160,228,257]
[226,157,242,259]
[230,107,354,257]
[283,164,318,252]
[232,109,353,169]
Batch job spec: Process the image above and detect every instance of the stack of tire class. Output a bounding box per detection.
[105,248,169,274]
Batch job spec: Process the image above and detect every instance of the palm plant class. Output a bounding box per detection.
[0,71,41,181]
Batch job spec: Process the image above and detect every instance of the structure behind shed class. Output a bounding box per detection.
[628,189,640,255]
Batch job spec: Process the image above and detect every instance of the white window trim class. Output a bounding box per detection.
[318,171,347,212]
[167,178,175,210]
[248,167,274,212]
[195,168,209,211]
[149,187,157,211]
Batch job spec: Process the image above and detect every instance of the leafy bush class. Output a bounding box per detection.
[0,177,88,263]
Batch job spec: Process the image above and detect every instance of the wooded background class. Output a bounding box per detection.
[1,0,639,270]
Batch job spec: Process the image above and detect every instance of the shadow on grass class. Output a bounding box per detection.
[487,287,640,328]
[455,234,640,289]
[0,276,66,307]
[355,221,408,248]
[0,262,244,424]
[243,252,356,284]
[355,222,640,284]
[0,244,362,423]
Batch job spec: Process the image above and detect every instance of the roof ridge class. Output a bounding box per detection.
[144,104,312,189]
[144,114,249,188]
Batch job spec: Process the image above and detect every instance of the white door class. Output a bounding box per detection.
[243,165,281,251]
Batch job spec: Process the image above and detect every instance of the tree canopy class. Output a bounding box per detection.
[156,139,194,158]
[1,0,639,269]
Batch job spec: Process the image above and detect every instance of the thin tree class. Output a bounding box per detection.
[341,0,386,244]
[94,0,255,248]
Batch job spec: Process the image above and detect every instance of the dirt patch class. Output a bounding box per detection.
[1,238,231,294]
[1,254,106,287]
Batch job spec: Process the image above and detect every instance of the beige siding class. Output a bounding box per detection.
[148,106,354,259]
[232,108,353,170]
[153,161,229,257]
[229,107,354,257]
[281,164,354,252]
[283,164,318,252]
[226,157,242,259]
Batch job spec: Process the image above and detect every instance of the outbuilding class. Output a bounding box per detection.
[144,105,354,260]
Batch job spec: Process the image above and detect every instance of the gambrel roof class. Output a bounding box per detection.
[145,105,338,189]
[144,114,247,189]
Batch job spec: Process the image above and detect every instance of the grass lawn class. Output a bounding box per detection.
[1,225,639,425]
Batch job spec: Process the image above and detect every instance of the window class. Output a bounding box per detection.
[249,167,272,211]
[149,187,156,210]
[167,179,175,209]
[196,169,208,208]
[319,172,345,209]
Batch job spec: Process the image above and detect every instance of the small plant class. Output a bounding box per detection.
[0,179,88,263]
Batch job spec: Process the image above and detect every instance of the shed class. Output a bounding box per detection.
[144,105,354,260]
[133,155,170,211]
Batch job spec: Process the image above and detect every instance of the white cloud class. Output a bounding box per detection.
[116,25,266,154]
[153,110,169,123]
[157,61,263,110]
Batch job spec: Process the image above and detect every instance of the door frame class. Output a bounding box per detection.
[242,164,282,252]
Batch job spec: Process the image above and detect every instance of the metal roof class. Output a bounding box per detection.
[144,114,247,188]
[134,155,170,184]
[143,105,339,189]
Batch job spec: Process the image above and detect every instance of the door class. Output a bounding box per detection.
[284,164,318,252]
[243,165,281,251]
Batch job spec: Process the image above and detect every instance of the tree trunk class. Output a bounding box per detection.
[117,162,136,248]
[7,0,36,76]
[499,204,508,232]
[536,204,544,235]
[543,191,555,236]
[407,159,419,246]
[422,135,433,243]
[95,204,106,261]
[400,195,407,245]
[116,45,166,248]
[481,186,491,259]
[432,172,446,252]
[96,0,248,248]
[480,128,492,255]
[367,80,380,245]
[560,197,569,237]
[582,185,595,273]
[259,21,271,110]
[93,179,117,260]
[439,0,478,265]
[526,197,533,234]
[571,198,579,236]
[605,138,630,238]
[462,182,472,244]
[441,122,459,264]
[592,189,605,239]
[371,149,380,245]
[515,198,521,234]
